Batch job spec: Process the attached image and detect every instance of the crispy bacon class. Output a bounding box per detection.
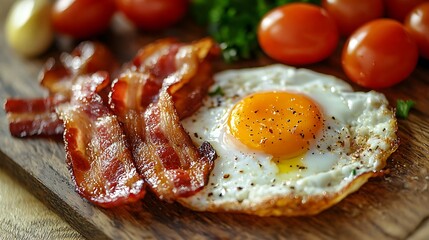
[132,38,219,118]
[5,96,67,137]
[4,38,218,206]
[5,42,118,138]
[39,41,119,98]
[57,72,146,207]
[172,61,215,119]
[110,38,218,201]
[38,58,71,96]
[142,90,217,198]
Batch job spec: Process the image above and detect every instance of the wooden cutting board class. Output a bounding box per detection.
[1,1,429,239]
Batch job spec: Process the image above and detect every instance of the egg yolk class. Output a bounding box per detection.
[228,91,323,158]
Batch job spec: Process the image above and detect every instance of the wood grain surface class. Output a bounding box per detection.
[1,0,429,239]
[0,166,84,239]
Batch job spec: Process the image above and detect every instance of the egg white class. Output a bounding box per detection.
[178,64,398,216]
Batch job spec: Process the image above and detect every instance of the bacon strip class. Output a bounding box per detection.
[5,96,67,137]
[131,38,220,118]
[142,90,217,199]
[110,38,218,201]
[39,41,119,98]
[5,42,118,138]
[57,72,146,207]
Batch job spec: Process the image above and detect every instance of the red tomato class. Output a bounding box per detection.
[52,0,116,39]
[342,19,418,89]
[116,0,188,31]
[321,0,384,36]
[258,3,339,65]
[405,3,429,59]
[384,0,428,22]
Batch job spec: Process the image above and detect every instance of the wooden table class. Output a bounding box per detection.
[0,166,83,239]
[1,0,429,239]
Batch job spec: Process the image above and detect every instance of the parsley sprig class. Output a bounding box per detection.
[396,99,415,119]
[191,0,321,62]
[208,86,225,97]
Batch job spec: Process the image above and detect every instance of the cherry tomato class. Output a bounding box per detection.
[321,0,384,36]
[258,3,339,65]
[342,19,418,89]
[384,0,428,22]
[116,0,188,31]
[52,0,116,39]
[405,3,429,59]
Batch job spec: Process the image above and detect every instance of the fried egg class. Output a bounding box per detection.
[178,64,398,216]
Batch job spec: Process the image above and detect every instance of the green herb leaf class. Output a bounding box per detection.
[191,0,321,62]
[352,169,356,176]
[209,86,225,97]
[396,99,415,119]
